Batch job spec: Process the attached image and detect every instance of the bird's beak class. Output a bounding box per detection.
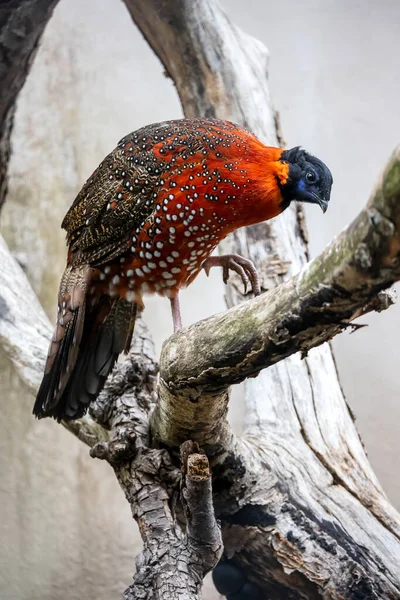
[318,198,329,213]
[311,192,329,213]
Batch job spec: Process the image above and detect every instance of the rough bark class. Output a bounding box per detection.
[90,323,224,599]
[1,0,400,598]
[0,0,59,210]
[118,442,222,600]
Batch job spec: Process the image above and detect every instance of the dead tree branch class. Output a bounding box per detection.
[0,233,107,447]
[0,0,59,210]
[112,442,221,599]
[1,0,400,597]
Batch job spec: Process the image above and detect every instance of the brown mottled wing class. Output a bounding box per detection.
[61,118,214,265]
[34,129,164,421]
[62,127,168,266]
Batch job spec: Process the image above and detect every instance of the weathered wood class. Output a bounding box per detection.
[1,0,400,597]
[0,233,107,447]
[0,0,59,210]
[120,443,221,600]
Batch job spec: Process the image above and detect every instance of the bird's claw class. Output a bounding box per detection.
[202,254,261,296]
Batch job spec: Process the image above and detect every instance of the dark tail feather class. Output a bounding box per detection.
[33,277,137,421]
[59,297,137,420]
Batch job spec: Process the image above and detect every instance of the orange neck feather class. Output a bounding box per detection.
[212,137,289,230]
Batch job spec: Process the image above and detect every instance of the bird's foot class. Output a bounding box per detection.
[202,254,261,296]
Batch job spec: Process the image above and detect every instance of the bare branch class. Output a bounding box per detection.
[0,233,108,446]
[180,441,223,573]
[0,0,59,209]
[0,233,52,388]
[115,443,221,600]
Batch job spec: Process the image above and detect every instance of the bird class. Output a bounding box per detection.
[33,117,332,421]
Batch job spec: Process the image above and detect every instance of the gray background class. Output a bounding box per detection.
[0,1,399,598]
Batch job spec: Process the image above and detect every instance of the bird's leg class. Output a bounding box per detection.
[170,294,183,332]
[202,254,261,296]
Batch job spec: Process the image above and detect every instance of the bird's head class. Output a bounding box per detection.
[278,147,333,213]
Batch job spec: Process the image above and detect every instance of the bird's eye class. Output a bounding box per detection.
[305,171,317,184]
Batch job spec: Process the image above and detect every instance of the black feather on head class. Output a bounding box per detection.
[279,147,333,213]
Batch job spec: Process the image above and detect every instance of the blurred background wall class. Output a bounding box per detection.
[0,0,399,598]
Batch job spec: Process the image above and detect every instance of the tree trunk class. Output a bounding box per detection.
[0,0,59,210]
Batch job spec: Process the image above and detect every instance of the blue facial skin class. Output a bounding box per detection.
[296,178,307,193]
[295,166,330,212]
[280,147,333,213]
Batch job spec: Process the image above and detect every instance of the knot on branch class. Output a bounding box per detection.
[353,242,373,269]
[90,424,137,463]
[368,207,395,237]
